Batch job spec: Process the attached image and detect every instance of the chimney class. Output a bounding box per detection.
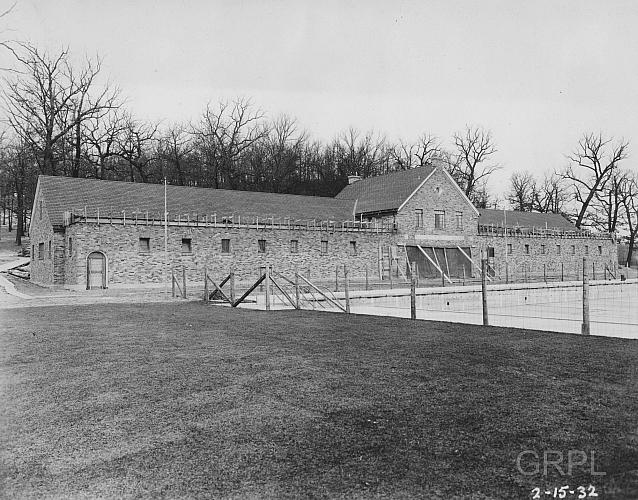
[348,175,362,185]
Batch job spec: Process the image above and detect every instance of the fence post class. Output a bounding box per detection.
[561,262,564,282]
[389,264,393,289]
[172,269,175,298]
[582,257,590,335]
[505,262,509,284]
[265,265,271,311]
[344,264,350,313]
[182,268,187,299]
[592,262,596,281]
[204,268,208,302]
[365,265,369,291]
[335,266,339,292]
[229,268,236,304]
[295,269,300,309]
[481,258,489,326]
[410,277,416,320]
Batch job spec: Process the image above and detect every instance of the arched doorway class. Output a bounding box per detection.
[87,251,107,289]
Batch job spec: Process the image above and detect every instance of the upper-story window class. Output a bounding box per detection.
[221,239,230,254]
[350,241,357,255]
[258,239,266,253]
[415,209,423,228]
[320,240,328,255]
[139,237,151,253]
[556,244,561,255]
[182,238,192,253]
[290,240,298,253]
[434,210,445,230]
[455,211,463,230]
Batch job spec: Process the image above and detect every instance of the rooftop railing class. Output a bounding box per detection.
[63,209,397,233]
[477,224,613,240]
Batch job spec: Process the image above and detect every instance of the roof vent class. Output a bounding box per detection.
[348,175,362,185]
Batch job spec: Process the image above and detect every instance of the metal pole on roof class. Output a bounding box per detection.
[164,177,168,299]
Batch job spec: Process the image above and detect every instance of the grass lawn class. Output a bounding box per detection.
[1,303,637,499]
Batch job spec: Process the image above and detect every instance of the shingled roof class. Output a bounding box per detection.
[36,176,356,228]
[478,208,576,230]
[335,165,436,214]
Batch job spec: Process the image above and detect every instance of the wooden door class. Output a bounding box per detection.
[87,252,106,289]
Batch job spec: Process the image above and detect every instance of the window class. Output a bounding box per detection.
[556,244,561,255]
[258,239,266,253]
[181,238,192,253]
[415,209,424,228]
[321,240,328,255]
[350,241,357,256]
[525,244,530,254]
[585,245,589,255]
[38,242,44,260]
[507,243,512,255]
[598,245,602,255]
[290,239,298,253]
[68,237,73,256]
[221,239,230,254]
[455,211,463,230]
[139,237,150,253]
[571,245,576,255]
[434,210,445,229]
[541,244,546,255]
[48,241,52,259]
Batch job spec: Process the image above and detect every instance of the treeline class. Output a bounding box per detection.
[0,43,636,265]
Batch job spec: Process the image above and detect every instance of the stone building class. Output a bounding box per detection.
[29,163,617,289]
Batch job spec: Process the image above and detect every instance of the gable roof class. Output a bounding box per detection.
[335,165,436,214]
[36,176,356,228]
[478,208,576,230]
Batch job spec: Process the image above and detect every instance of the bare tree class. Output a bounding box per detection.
[451,125,500,204]
[591,170,630,234]
[563,132,629,228]
[157,123,194,186]
[507,171,536,211]
[532,171,569,214]
[392,133,441,170]
[116,114,159,183]
[191,97,267,189]
[2,43,119,175]
[621,174,638,266]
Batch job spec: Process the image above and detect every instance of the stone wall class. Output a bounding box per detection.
[64,222,395,287]
[475,234,617,280]
[29,195,59,285]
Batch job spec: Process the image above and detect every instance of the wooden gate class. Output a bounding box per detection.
[87,251,107,289]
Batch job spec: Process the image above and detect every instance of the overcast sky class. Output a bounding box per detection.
[1,0,637,197]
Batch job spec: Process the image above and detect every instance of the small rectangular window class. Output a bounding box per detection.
[182,238,192,253]
[350,241,357,256]
[487,247,495,258]
[434,210,445,229]
[556,244,561,255]
[525,244,530,255]
[290,239,298,253]
[258,239,266,253]
[139,237,150,253]
[571,245,575,255]
[585,245,589,255]
[455,211,463,230]
[48,241,52,259]
[68,237,73,256]
[415,209,423,228]
[38,242,44,260]
[321,240,328,255]
[541,244,545,255]
[507,243,512,255]
[598,245,602,255]
[221,239,230,254]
